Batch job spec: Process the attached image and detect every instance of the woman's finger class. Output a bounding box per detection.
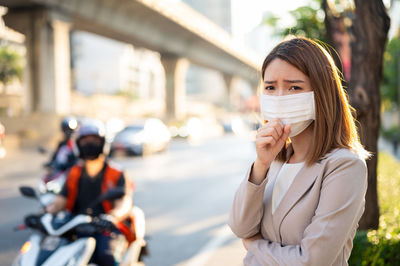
[270,122,283,137]
[257,127,280,142]
[258,122,283,138]
[277,124,291,145]
[256,136,277,147]
[267,119,284,135]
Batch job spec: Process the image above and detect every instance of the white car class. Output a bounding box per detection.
[110,118,171,157]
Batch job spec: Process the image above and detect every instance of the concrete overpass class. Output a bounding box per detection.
[0,0,261,119]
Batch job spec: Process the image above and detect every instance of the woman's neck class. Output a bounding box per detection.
[288,125,314,164]
[84,155,105,177]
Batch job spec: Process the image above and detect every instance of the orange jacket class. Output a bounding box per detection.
[65,163,136,243]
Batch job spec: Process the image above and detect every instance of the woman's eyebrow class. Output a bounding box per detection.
[283,79,305,83]
[264,80,305,84]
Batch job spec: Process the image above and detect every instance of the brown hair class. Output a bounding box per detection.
[261,37,368,165]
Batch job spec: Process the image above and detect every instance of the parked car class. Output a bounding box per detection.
[109,118,171,157]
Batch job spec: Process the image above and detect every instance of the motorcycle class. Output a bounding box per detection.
[37,167,67,206]
[13,186,147,266]
[37,144,76,206]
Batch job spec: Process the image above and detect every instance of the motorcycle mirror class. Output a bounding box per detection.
[19,186,38,199]
[37,146,48,154]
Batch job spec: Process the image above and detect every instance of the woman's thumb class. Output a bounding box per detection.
[279,124,291,143]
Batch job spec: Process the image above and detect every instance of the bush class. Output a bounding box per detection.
[349,152,400,265]
[0,46,23,86]
[380,126,400,141]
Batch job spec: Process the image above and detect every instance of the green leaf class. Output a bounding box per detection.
[0,45,23,86]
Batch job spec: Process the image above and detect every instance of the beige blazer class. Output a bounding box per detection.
[228,147,367,266]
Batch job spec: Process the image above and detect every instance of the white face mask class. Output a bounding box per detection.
[260,91,315,137]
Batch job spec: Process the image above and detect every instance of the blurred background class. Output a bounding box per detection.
[0,0,399,265]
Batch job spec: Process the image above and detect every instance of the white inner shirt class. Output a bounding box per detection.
[272,162,305,214]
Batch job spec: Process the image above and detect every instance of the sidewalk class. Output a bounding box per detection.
[0,147,47,179]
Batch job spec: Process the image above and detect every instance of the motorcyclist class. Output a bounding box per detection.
[45,117,78,172]
[46,119,135,266]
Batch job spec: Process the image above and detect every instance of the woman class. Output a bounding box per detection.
[228,37,369,266]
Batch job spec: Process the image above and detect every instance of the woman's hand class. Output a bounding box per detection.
[242,233,262,250]
[250,119,290,184]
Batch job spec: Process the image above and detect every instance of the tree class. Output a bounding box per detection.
[262,0,391,229]
[261,0,345,84]
[344,0,390,229]
[0,45,23,94]
[262,0,326,42]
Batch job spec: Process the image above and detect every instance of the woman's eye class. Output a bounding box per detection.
[290,86,302,91]
[264,86,274,91]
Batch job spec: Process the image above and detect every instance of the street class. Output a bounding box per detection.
[0,134,253,266]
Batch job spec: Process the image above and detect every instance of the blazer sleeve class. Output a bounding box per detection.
[228,163,269,238]
[246,156,367,266]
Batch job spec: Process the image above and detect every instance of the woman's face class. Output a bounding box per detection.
[263,58,312,96]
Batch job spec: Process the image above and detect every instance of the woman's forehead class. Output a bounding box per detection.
[263,59,308,81]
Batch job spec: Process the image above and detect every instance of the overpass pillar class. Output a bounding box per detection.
[160,55,189,120]
[223,74,239,111]
[4,8,72,115]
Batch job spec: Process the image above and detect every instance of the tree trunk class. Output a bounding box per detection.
[322,0,344,81]
[348,0,390,230]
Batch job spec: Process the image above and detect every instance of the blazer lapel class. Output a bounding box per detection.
[272,148,324,239]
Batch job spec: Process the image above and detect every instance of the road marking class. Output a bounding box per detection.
[180,224,233,266]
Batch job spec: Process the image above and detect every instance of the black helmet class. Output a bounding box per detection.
[61,117,78,136]
[76,119,106,160]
